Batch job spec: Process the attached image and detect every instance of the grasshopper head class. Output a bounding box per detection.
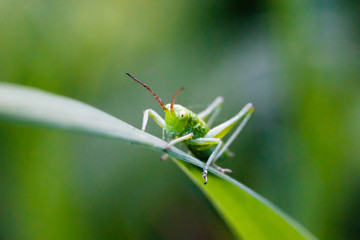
[164,104,190,137]
[163,86,189,137]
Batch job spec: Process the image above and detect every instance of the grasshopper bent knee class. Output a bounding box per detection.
[127,72,254,184]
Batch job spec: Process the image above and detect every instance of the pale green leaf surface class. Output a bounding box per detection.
[174,160,316,239]
[0,82,316,240]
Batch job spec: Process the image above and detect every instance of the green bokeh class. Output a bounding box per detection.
[0,1,359,239]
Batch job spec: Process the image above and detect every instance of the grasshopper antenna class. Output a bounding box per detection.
[126,72,166,111]
[171,87,184,112]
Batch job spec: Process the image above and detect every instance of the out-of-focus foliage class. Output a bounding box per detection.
[0,0,359,239]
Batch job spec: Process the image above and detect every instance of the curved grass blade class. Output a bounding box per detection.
[0,82,316,239]
[174,160,316,239]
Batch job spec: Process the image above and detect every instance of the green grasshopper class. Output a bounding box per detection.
[127,72,254,184]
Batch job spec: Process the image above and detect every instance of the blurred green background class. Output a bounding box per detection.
[1,0,359,239]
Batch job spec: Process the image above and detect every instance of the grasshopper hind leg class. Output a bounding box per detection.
[201,103,254,183]
[206,103,254,164]
[197,96,224,127]
[213,164,232,174]
[189,138,223,184]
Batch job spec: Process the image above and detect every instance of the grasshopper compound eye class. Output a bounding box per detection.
[179,110,188,120]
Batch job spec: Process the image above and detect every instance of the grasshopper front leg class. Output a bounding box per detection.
[141,109,170,160]
[161,133,194,161]
[142,109,165,132]
[165,133,194,150]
